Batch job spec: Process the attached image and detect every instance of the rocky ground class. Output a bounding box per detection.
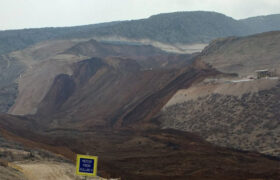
[161,79,280,156]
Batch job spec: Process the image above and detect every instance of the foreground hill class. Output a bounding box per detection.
[0,123,94,180]
[1,11,280,55]
[160,31,280,156]
[0,114,280,180]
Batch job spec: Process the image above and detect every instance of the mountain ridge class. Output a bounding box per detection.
[1,11,280,56]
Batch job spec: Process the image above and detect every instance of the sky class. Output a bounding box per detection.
[1,0,280,30]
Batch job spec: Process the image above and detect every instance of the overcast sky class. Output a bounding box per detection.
[1,0,280,30]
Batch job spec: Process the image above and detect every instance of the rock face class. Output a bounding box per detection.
[159,31,280,157]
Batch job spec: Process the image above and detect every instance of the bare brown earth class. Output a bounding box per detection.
[0,114,280,180]
[35,55,195,129]
[8,39,194,115]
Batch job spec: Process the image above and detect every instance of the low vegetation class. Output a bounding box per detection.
[161,84,280,156]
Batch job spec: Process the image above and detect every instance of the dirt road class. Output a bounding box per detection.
[16,161,101,180]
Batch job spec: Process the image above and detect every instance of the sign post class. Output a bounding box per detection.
[76,154,98,178]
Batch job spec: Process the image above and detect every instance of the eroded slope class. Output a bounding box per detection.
[8,39,183,115]
[35,57,187,129]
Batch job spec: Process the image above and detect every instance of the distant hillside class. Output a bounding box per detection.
[0,22,119,55]
[1,11,280,55]
[91,11,248,43]
[240,14,280,34]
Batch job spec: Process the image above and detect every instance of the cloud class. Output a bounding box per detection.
[0,0,279,30]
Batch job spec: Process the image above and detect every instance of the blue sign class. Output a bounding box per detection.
[79,158,94,173]
[76,154,98,177]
